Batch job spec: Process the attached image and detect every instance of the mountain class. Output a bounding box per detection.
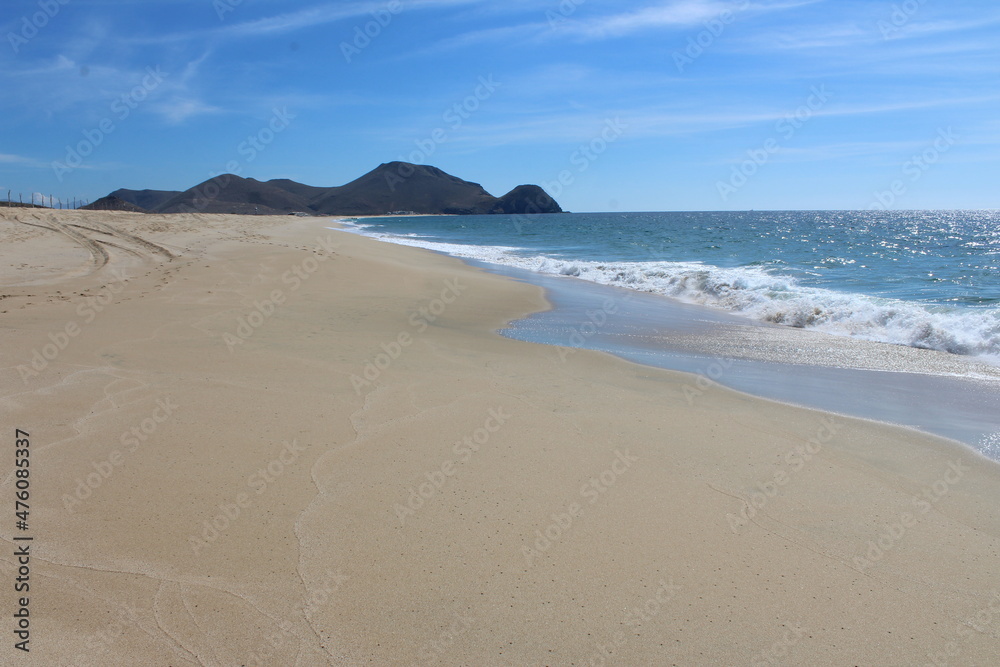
[152,175,313,215]
[265,178,329,202]
[82,195,148,212]
[108,188,180,211]
[490,184,562,215]
[95,163,563,216]
[310,163,498,216]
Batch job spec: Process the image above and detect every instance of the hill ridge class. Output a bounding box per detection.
[103,163,562,216]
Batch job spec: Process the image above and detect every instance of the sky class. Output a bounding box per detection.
[1,0,998,212]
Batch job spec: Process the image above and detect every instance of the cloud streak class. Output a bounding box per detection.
[0,154,50,169]
[560,0,738,40]
[135,0,489,44]
[389,91,1000,150]
[419,0,822,54]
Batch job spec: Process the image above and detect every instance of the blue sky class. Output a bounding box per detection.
[1,0,998,212]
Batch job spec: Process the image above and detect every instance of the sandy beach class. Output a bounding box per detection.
[1,208,999,666]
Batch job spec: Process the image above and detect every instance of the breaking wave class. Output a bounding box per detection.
[335,222,1000,360]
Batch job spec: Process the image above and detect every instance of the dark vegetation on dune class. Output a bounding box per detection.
[82,195,148,212]
[106,189,179,211]
[0,201,50,209]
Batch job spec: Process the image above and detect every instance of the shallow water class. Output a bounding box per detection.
[332,214,1000,459]
[486,262,1000,457]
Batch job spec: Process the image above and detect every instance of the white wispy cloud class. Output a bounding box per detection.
[0,154,50,169]
[812,95,1000,119]
[389,90,1000,151]
[712,140,950,165]
[750,23,869,50]
[734,7,1000,51]
[0,50,224,125]
[135,0,489,44]
[880,14,1000,41]
[220,3,382,39]
[559,0,738,40]
[419,0,822,54]
[179,51,213,84]
[152,98,224,125]
[417,23,544,54]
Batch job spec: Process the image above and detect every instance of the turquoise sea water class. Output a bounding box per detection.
[342,210,1000,360]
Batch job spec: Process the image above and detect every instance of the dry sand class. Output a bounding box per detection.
[1,209,998,666]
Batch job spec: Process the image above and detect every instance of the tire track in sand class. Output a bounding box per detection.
[42,215,110,271]
[68,219,175,259]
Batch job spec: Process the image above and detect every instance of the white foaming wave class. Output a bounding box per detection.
[331,218,372,231]
[540,259,1000,358]
[341,229,1000,360]
[341,232,533,263]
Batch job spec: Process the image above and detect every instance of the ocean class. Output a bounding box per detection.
[335,210,1000,457]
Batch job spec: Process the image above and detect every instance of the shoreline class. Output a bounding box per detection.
[336,211,1000,365]
[490,263,1000,454]
[2,210,999,665]
[335,223,1000,455]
